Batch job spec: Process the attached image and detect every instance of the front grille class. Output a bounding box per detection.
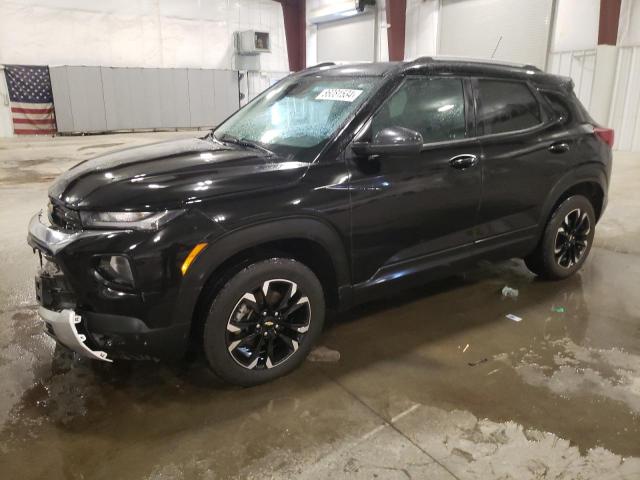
[48,201,82,230]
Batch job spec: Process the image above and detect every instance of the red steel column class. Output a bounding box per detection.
[598,0,622,45]
[275,0,306,71]
[386,0,407,61]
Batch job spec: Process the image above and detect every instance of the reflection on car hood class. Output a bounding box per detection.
[49,137,309,211]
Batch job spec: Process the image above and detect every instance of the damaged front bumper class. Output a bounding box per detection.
[38,306,112,362]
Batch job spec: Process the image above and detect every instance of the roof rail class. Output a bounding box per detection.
[405,56,542,72]
[308,62,336,69]
[406,56,434,68]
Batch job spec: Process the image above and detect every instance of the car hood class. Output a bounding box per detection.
[49,137,309,211]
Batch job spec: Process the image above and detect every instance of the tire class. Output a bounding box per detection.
[203,258,325,386]
[524,195,596,280]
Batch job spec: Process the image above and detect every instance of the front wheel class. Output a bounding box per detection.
[524,195,596,280]
[203,258,325,386]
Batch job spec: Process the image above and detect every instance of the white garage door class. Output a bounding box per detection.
[438,0,553,69]
[317,13,376,63]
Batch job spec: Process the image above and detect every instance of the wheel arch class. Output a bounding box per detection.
[534,165,607,247]
[174,216,350,339]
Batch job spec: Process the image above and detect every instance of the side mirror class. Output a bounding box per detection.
[352,126,423,157]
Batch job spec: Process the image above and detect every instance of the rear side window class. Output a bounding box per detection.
[540,90,571,123]
[477,80,541,135]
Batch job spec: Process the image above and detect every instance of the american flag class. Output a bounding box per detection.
[4,65,57,135]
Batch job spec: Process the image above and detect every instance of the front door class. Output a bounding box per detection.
[348,75,482,285]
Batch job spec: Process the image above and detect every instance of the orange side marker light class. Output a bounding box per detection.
[181,243,207,276]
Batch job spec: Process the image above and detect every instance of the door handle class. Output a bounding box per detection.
[549,142,570,154]
[449,154,478,170]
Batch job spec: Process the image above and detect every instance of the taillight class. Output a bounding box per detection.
[594,127,614,148]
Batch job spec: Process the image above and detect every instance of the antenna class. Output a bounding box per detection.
[490,36,503,59]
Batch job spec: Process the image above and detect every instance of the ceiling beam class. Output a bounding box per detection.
[274,0,306,71]
[386,0,407,61]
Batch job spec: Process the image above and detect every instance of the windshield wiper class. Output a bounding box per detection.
[215,133,274,156]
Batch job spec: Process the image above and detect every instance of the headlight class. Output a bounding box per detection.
[79,210,183,230]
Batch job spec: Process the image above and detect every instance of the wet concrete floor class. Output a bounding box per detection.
[0,133,639,479]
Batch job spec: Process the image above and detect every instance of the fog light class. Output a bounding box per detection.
[97,255,134,287]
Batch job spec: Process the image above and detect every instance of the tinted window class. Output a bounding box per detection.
[541,90,571,123]
[477,80,541,134]
[372,77,466,143]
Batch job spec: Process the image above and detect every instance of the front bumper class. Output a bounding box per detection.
[38,306,112,362]
[28,209,195,361]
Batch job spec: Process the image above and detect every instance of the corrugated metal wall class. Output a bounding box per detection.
[608,46,640,152]
[50,66,239,133]
[546,50,596,110]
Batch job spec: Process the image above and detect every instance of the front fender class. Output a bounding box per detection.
[172,216,350,325]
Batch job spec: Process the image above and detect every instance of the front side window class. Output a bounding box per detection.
[477,80,541,135]
[215,75,380,157]
[371,77,466,143]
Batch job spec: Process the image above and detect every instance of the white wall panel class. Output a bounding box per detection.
[609,47,640,151]
[306,0,388,66]
[547,50,596,110]
[0,0,288,72]
[618,0,640,46]
[551,0,600,52]
[245,71,289,103]
[317,13,376,63]
[438,0,553,69]
[404,0,438,60]
[51,66,239,133]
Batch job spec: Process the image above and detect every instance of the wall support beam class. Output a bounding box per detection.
[386,0,407,61]
[275,0,306,71]
[598,0,622,45]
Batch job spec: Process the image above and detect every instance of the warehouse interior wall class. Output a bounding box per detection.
[0,67,12,137]
[0,0,289,72]
[306,0,388,66]
[438,0,553,68]
[546,0,600,112]
[608,0,640,151]
[404,0,438,59]
[551,0,600,51]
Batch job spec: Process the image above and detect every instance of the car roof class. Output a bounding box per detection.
[298,56,570,88]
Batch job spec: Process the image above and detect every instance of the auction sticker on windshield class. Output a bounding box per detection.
[315,89,363,102]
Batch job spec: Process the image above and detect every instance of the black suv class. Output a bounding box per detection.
[28,58,613,386]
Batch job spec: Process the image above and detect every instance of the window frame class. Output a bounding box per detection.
[471,77,551,140]
[537,88,573,125]
[356,73,477,151]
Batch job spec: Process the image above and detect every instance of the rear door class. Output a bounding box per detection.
[472,78,569,253]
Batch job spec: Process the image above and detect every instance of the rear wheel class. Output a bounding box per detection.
[525,195,595,279]
[203,258,325,386]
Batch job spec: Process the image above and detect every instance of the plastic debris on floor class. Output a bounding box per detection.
[501,286,519,298]
[505,313,523,322]
[308,345,341,363]
[468,358,489,367]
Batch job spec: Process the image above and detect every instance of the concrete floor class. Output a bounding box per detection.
[0,133,639,479]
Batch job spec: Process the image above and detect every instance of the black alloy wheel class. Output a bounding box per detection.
[554,208,591,269]
[524,195,596,280]
[226,279,311,370]
[203,258,325,386]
